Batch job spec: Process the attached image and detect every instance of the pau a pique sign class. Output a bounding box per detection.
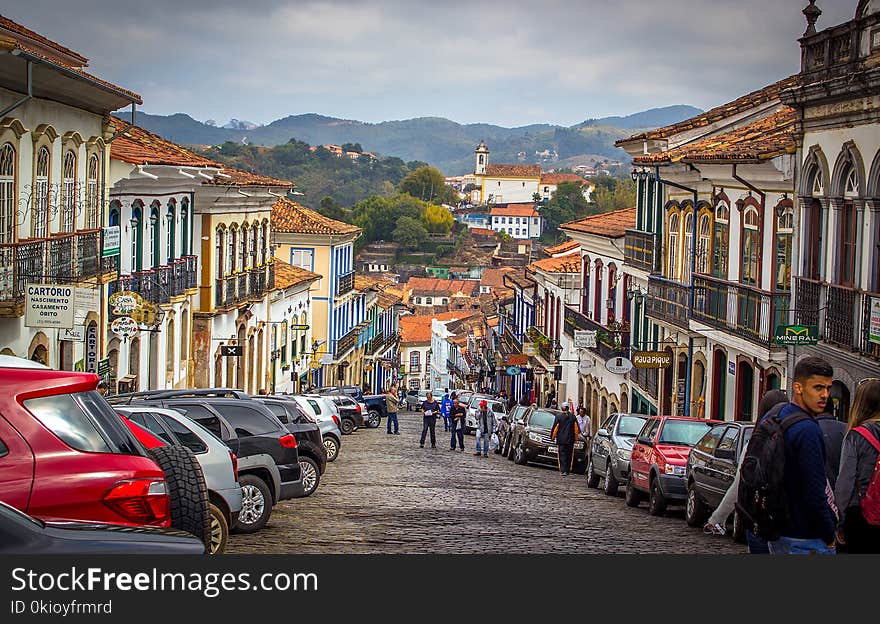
[25,284,75,329]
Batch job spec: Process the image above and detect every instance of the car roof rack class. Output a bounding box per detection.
[108,388,250,405]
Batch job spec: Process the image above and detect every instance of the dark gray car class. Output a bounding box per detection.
[587,413,647,495]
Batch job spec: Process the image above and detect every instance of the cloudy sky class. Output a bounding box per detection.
[4,0,856,127]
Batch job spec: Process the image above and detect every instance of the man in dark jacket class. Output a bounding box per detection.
[419,392,440,449]
[550,404,580,476]
[449,396,466,451]
[816,412,845,489]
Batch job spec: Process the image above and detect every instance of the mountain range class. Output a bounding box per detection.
[117,105,702,175]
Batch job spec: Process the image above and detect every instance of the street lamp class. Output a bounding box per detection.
[552,340,563,362]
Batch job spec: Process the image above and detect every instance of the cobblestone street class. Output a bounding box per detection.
[227,412,743,554]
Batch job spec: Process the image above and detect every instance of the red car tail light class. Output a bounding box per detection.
[279,433,298,448]
[332,415,340,427]
[229,451,239,481]
[103,479,169,525]
[355,404,362,413]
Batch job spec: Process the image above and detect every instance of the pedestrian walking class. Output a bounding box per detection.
[440,388,452,432]
[834,378,880,553]
[474,400,496,457]
[96,380,108,396]
[576,406,590,445]
[419,392,440,449]
[385,384,400,435]
[550,404,580,475]
[546,386,556,409]
[449,396,466,451]
[817,411,846,489]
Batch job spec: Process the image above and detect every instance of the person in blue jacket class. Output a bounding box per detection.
[440,389,453,432]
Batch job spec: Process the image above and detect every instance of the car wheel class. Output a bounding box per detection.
[294,457,321,498]
[148,445,211,549]
[340,417,355,435]
[367,410,381,428]
[624,478,642,508]
[603,461,619,496]
[685,483,707,527]
[586,457,600,488]
[233,474,272,534]
[513,441,528,465]
[648,477,667,517]
[502,435,511,458]
[208,503,229,555]
[507,437,516,461]
[323,435,340,462]
[732,510,746,543]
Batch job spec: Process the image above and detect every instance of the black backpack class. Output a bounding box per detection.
[735,405,810,542]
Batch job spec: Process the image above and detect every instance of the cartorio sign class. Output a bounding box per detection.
[632,351,673,369]
[25,284,75,329]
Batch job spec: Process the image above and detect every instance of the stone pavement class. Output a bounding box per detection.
[226,412,743,554]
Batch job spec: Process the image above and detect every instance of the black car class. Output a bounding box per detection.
[119,395,301,533]
[685,421,754,541]
[0,501,204,554]
[254,396,326,497]
[508,406,587,473]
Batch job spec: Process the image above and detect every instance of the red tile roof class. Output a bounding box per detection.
[544,240,580,255]
[633,107,798,165]
[480,267,517,289]
[205,168,293,188]
[271,197,361,236]
[405,278,479,297]
[503,270,535,290]
[540,173,591,186]
[528,253,581,274]
[485,164,542,178]
[0,14,88,64]
[489,203,540,217]
[470,227,498,238]
[272,259,320,290]
[561,208,636,238]
[110,119,219,168]
[617,75,798,145]
[399,312,474,345]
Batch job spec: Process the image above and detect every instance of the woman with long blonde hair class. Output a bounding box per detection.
[834,378,880,553]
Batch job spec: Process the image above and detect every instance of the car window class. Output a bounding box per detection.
[603,415,618,432]
[694,425,725,454]
[219,404,280,436]
[716,426,740,455]
[529,410,557,428]
[159,415,209,454]
[488,401,504,413]
[263,402,289,424]
[306,399,322,415]
[658,420,716,446]
[618,416,646,436]
[639,419,660,441]
[126,412,176,446]
[742,427,754,449]
[171,403,224,437]
[0,438,7,457]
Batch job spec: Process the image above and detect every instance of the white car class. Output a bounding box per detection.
[292,395,343,462]
[465,395,506,434]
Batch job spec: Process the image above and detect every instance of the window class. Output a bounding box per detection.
[775,202,794,291]
[682,211,693,282]
[171,403,223,438]
[0,143,14,244]
[149,204,160,268]
[61,150,76,233]
[228,226,238,273]
[180,200,190,255]
[239,224,248,271]
[86,154,99,229]
[215,227,225,278]
[695,424,725,454]
[220,405,279,437]
[716,426,740,455]
[126,412,175,446]
[131,204,143,272]
[410,351,420,372]
[33,146,50,238]
[260,222,268,265]
[159,414,208,454]
[712,199,729,278]
[839,200,857,287]
[533,218,538,225]
[291,249,313,270]
[667,212,679,278]
[166,200,176,262]
[697,213,711,274]
[741,205,759,285]
[0,438,7,457]
[280,321,288,363]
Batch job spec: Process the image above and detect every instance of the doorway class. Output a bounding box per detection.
[712,349,727,420]
[735,360,754,421]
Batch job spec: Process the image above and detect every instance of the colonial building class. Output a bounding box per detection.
[398,311,463,390]
[489,203,544,239]
[403,276,480,312]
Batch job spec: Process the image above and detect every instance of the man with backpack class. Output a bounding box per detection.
[737,356,838,555]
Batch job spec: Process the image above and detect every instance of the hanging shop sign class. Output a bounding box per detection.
[109,291,143,316]
[773,324,818,346]
[605,356,634,375]
[25,284,75,329]
[221,345,243,357]
[110,316,140,339]
[632,351,673,369]
[574,330,597,349]
[578,359,595,376]
[289,324,310,331]
[60,326,85,342]
[505,366,522,376]
[102,225,121,257]
[523,343,537,357]
[533,365,547,375]
[869,297,880,345]
[505,354,529,366]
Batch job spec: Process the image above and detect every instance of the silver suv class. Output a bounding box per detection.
[586,413,648,496]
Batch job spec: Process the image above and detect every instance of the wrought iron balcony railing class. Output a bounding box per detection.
[562,306,620,361]
[646,275,691,331]
[624,229,655,273]
[335,327,359,358]
[75,230,99,279]
[336,270,355,297]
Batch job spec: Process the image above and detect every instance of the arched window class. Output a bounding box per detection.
[180,307,189,363]
[300,312,308,354]
[215,226,225,279]
[86,154,99,229]
[682,211,694,282]
[775,201,794,291]
[131,203,143,272]
[839,163,858,287]
[607,263,618,323]
[61,150,76,233]
[33,146,50,238]
[240,224,250,271]
[712,198,729,278]
[108,202,120,227]
[741,205,759,285]
[249,225,258,269]
[581,255,591,315]
[261,221,268,264]
[166,199,176,263]
[228,225,238,274]
[410,351,420,371]
[149,202,160,268]
[0,143,15,244]
[697,213,711,274]
[667,212,680,279]
[594,259,603,323]
[180,199,189,255]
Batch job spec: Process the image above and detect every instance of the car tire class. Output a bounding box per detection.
[208,503,229,555]
[685,482,707,527]
[648,477,667,516]
[294,457,320,498]
[507,437,516,461]
[323,435,340,462]
[586,457,600,488]
[624,478,642,508]
[233,474,272,534]
[732,510,746,543]
[340,417,355,435]
[513,441,528,465]
[367,410,381,428]
[502,435,511,458]
[148,445,211,549]
[603,461,619,496]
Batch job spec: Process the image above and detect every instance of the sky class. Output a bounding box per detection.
[3,0,857,128]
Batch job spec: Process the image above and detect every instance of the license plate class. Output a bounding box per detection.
[547,445,557,454]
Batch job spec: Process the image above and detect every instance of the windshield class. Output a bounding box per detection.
[529,410,557,429]
[658,420,716,446]
[618,416,647,436]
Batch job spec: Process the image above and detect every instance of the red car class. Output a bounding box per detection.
[625,415,723,516]
[0,360,171,528]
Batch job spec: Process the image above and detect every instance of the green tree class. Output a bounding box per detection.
[393,216,428,249]
[318,196,348,221]
[593,178,636,213]
[397,166,456,205]
[341,142,363,153]
[421,204,454,234]
[540,181,595,243]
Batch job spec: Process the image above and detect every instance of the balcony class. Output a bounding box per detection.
[0,240,47,304]
[236,272,248,302]
[562,306,620,361]
[335,327,358,358]
[646,275,691,331]
[801,20,859,83]
[48,234,74,280]
[368,333,386,355]
[184,255,198,289]
[631,365,659,400]
[75,230,99,279]
[624,229,655,273]
[692,275,789,348]
[526,326,556,363]
[336,270,355,297]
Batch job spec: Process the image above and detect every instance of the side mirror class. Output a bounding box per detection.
[715,448,736,461]
[637,435,654,447]
[597,428,610,437]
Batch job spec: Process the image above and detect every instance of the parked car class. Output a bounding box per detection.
[499,405,528,457]
[464,395,506,435]
[625,415,723,516]
[253,396,326,497]
[587,413,648,496]
[456,390,474,406]
[290,395,343,461]
[406,389,429,411]
[0,361,172,531]
[0,501,204,555]
[114,395,302,533]
[685,421,754,541]
[362,394,389,428]
[508,406,587,472]
[116,406,243,553]
[317,385,364,403]
[317,394,364,434]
